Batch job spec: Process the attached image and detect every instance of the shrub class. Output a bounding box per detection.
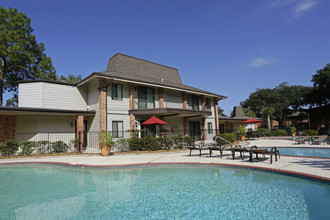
[50,141,69,153]
[0,140,19,156]
[173,135,184,149]
[36,141,51,154]
[302,130,318,136]
[115,138,130,152]
[70,139,80,152]
[128,137,144,151]
[19,141,37,156]
[258,128,271,136]
[183,136,195,147]
[216,133,236,146]
[159,136,174,150]
[238,125,246,136]
[270,129,286,136]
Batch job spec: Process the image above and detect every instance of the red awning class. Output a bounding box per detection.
[240,119,262,124]
[142,116,167,125]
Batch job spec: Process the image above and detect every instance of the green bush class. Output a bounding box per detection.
[36,141,51,154]
[19,141,37,156]
[270,129,286,136]
[50,141,69,153]
[183,136,195,147]
[216,133,237,146]
[302,130,318,136]
[158,136,174,150]
[173,135,185,149]
[115,138,130,152]
[258,128,271,136]
[0,140,19,156]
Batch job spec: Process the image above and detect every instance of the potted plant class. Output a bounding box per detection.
[238,125,246,141]
[99,130,114,156]
[291,126,297,137]
[160,127,169,136]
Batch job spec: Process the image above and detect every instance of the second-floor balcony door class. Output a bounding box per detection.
[138,87,155,109]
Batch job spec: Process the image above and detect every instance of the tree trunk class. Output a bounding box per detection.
[0,57,4,106]
[267,115,271,130]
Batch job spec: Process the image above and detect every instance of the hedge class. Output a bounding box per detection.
[216,133,237,146]
[302,130,318,136]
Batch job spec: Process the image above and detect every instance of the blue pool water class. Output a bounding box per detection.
[1,165,330,219]
[266,147,330,158]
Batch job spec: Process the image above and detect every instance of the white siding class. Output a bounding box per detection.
[107,81,129,114]
[206,118,216,140]
[18,82,86,110]
[18,83,43,107]
[87,79,99,132]
[107,114,130,140]
[165,89,182,108]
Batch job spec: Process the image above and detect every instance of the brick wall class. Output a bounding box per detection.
[0,116,16,142]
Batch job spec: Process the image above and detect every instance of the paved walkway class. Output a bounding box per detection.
[1,143,330,182]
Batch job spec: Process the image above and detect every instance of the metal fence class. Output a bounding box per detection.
[0,129,240,156]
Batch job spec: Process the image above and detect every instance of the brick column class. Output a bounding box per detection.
[99,78,107,131]
[201,95,206,110]
[182,92,187,109]
[76,115,84,152]
[183,117,188,137]
[129,83,135,110]
[214,98,219,135]
[159,87,164,108]
[203,117,207,141]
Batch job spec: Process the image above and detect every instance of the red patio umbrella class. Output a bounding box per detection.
[142,116,167,125]
[240,119,262,124]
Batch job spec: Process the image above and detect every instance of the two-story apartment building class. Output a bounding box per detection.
[0,53,226,150]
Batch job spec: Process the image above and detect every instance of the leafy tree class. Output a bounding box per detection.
[218,106,227,117]
[241,82,312,127]
[243,108,256,117]
[58,74,82,84]
[261,107,275,130]
[0,7,56,106]
[306,63,330,107]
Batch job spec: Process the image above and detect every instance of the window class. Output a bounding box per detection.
[112,83,123,100]
[112,121,123,138]
[188,94,199,110]
[138,86,155,109]
[208,122,213,134]
[205,98,211,110]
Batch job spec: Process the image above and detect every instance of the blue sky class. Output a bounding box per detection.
[2,0,330,115]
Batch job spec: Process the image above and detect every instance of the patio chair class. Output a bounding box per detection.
[249,146,280,164]
[231,145,250,160]
[295,136,310,144]
[187,140,209,157]
[312,135,329,145]
[208,143,233,158]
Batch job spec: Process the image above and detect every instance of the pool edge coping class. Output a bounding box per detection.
[1,161,329,184]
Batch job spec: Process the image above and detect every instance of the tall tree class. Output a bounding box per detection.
[261,107,275,130]
[306,63,330,107]
[58,74,82,84]
[0,7,56,106]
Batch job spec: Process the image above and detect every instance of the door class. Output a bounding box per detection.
[189,121,201,140]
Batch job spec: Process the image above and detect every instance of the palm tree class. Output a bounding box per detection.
[261,107,275,130]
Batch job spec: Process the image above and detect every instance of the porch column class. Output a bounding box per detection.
[182,92,187,109]
[130,114,136,137]
[214,98,219,135]
[201,95,206,110]
[203,117,207,141]
[76,115,84,152]
[159,87,164,108]
[183,117,189,137]
[99,78,107,131]
[129,83,135,110]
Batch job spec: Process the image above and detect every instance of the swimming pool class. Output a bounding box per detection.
[265,147,330,158]
[1,165,329,219]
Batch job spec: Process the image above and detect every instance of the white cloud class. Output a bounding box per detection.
[249,58,276,67]
[294,0,316,16]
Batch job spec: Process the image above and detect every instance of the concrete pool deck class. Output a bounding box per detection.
[0,138,329,182]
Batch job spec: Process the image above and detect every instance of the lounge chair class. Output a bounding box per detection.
[312,135,329,145]
[231,145,249,160]
[208,144,234,158]
[295,136,310,144]
[249,146,280,164]
[187,140,209,157]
